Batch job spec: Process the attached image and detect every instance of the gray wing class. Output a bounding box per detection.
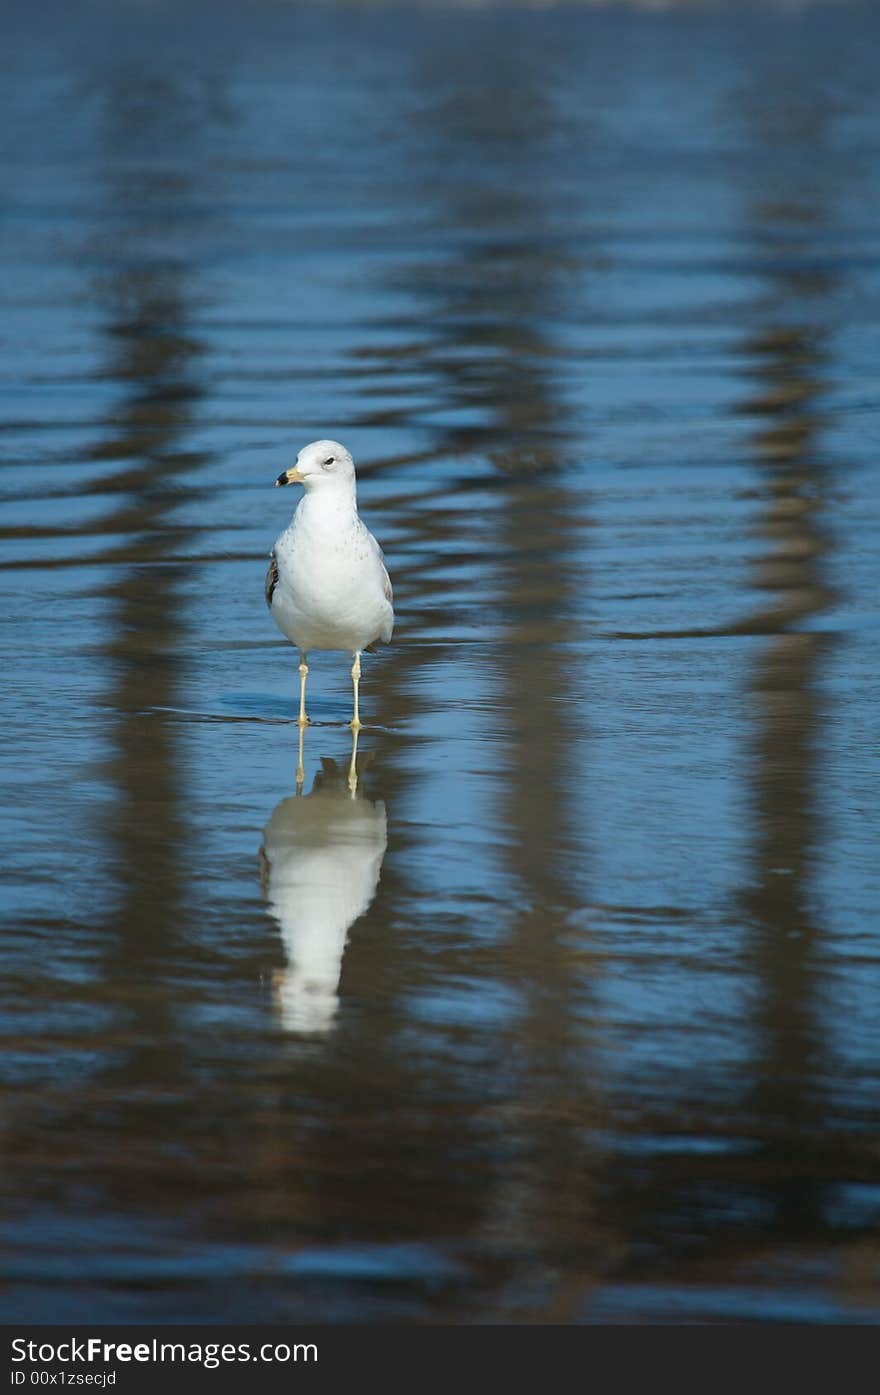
[380,554,393,606]
[366,530,394,648]
[377,557,394,644]
[265,548,279,609]
[365,530,392,605]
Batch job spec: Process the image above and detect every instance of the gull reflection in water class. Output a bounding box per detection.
[259,732,387,1035]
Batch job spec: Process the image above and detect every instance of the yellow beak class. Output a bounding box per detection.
[275,467,305,487]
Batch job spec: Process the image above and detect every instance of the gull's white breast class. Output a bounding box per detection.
[271,496,393,654]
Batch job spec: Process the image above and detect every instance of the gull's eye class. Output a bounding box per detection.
[322,456,335,467]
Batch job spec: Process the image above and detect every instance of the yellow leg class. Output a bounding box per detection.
[296,722,305,793]
[297,654,309,727]
[350,651,362,731]
[347,723,359,795]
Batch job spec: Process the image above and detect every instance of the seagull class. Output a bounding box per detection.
[266,440,394,729]
[260,753,388,1035]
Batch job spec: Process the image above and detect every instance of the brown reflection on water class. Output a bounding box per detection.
[743,320,831,1084]
[402,44,606,1317]
[0,68,213,1210]
[740,293,835,1230]
[474,256,605,1316]
[91,77,208,1071]
[735,73,844,1251]
[96,283,198,955]
[724,175,875,1300]
[600,81,855,1303]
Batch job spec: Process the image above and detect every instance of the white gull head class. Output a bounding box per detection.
[275,439,356,492]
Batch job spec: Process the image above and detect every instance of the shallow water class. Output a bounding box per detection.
[2,0,880,1323]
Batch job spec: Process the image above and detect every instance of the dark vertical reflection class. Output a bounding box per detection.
[739,193,835,1226]
[597,64,852,1294]
[87,72,210,1099]
[0,54,236,1281]
[631,79,850,1293]
[377,34,605,1316]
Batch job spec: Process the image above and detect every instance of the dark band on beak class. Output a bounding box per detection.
[275,466,304,487]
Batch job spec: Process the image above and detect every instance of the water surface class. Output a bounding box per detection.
[2,0,880,1323]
